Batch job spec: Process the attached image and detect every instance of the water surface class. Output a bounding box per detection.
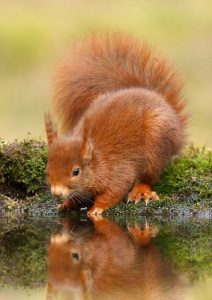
[0,213,211,300]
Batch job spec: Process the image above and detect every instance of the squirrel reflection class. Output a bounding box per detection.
[46,217,183,300]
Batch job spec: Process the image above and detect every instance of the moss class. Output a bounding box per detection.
[155,145,212,200]
[0,139,211,215]
[0,138,47,196]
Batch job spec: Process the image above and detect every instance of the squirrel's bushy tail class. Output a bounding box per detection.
[53,33,188,133]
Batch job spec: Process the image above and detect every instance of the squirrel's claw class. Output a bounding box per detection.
[143,191,159,205]
[128,183,159,205]
[87,206,104,216]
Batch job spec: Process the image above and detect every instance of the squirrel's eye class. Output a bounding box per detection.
[72,167,80,177]
[71,252,80,261]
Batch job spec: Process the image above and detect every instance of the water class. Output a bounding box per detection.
[0,213,211,300]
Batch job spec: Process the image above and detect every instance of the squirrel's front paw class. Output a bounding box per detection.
[87,206,104,216]
[128,183,159,205]
[57,199,76,211]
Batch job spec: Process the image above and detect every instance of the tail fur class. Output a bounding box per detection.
[53,33,188,133]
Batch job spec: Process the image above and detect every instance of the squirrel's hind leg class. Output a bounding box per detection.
[128,183,159,205]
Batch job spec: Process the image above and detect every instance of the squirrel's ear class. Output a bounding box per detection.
[45,113,57,146]
[81,136,93,162]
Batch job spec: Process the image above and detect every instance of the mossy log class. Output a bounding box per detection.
[0,138,211,216]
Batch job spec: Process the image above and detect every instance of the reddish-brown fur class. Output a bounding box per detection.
[46,218,184,299]
[45,33,188,214]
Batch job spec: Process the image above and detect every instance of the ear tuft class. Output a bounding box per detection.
[81,136,93,162]
[45,112,58,146]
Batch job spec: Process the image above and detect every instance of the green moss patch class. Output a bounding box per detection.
[155,145,212,200]
[0,139,211,216]
[0,138,47,196]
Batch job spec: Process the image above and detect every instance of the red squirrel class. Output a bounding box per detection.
[46,217,184,300]
[45,33,188,215]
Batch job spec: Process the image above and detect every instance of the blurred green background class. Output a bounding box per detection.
[0,0,211,146]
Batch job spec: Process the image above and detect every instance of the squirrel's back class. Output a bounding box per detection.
[52,33,187,133]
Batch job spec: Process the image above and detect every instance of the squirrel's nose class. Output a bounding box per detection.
[51,185,70,197]
[51,188,61,196]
